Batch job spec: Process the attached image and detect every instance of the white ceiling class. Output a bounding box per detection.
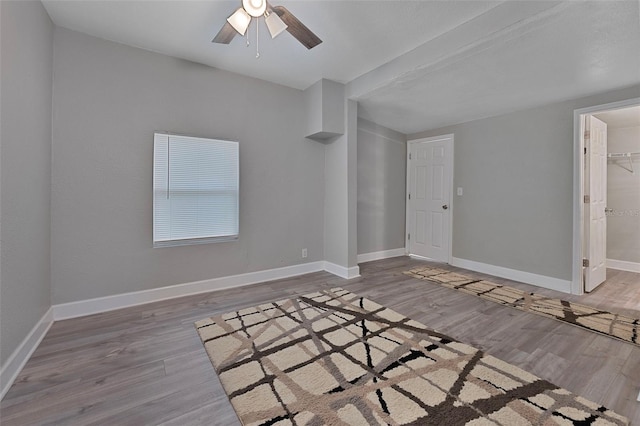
[42,0,640,135]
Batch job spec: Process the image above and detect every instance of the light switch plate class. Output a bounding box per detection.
[457,187,463,196]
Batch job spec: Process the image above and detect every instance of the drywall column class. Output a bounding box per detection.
[323,99,359,278]
[304,79,359,278]
[346,100,359,272]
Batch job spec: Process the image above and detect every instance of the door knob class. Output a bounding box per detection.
[442,205,448,210]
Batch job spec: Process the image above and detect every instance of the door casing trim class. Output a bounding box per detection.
[572,97,640,295]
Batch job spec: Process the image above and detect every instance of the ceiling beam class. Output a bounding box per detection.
[346,1,572,101]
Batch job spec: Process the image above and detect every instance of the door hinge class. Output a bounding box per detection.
[584,147,587,155]
[407,233,410,241]
[408,193,411,200]
[584,195,590,203]
[583,258,589,267]
[409,153,412,160]
[584,130,590,141]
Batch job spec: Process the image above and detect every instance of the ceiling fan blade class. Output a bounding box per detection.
[212,21,237,44]
[271,5,322,49]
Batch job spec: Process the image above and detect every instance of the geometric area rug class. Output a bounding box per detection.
[195,287,628,425]
[405,266,640,347]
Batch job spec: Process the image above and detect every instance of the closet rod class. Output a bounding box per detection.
[607,152,639,174]
[607,151,640,158]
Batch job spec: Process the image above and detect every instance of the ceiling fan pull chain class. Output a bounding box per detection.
[256,19,260,58]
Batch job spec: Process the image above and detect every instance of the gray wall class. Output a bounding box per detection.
[410,85,640,281]
[0,1,53,366]
[357,118,407,255]
[606,125,640,263]
[323,99,358,268]
[51,28,326,304]
[323,135,348,266]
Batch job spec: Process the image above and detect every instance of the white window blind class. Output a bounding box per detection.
[153,133,239,247]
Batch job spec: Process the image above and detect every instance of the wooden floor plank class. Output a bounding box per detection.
[1,257,639,425]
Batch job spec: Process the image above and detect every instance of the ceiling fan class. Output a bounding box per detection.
[212,0,322,51]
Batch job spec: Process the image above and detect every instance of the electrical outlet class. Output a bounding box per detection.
[457,187,463,196]
[302,248,308,258]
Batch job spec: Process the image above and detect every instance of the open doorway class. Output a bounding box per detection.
[573,99,640,294]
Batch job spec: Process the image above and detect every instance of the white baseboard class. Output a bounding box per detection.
[52,260,367,321]
[53,261,326,321]
[450,257,572,294]
[409,254,442,262]
[323,262,360,279]
[3,259,361,399]
[1,307,54,401]
[357,248,406,264]
[607,259,640,273]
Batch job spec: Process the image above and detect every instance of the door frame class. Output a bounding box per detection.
[405,134,454,263]
[571,97,640,294]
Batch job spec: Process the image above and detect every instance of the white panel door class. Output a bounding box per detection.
[584,115,607,292]
[407,137,453,262]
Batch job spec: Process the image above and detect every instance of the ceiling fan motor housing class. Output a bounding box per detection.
[243,0,266,17]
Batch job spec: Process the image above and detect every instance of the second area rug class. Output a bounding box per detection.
[405,266,639,347]
[195,287,627,425]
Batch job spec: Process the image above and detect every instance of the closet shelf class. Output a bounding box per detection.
[607,151,639,174]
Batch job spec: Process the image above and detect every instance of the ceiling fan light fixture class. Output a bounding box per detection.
[213,2,322,53]
[265,11,287,39]
[242,0,266,18]
[227,7,251,35]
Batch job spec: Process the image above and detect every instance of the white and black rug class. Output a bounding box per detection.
[196,288,628,425]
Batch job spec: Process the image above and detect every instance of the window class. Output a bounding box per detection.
[153,133,239,247]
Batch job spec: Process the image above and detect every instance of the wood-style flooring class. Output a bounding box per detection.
[1,257,639,425]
